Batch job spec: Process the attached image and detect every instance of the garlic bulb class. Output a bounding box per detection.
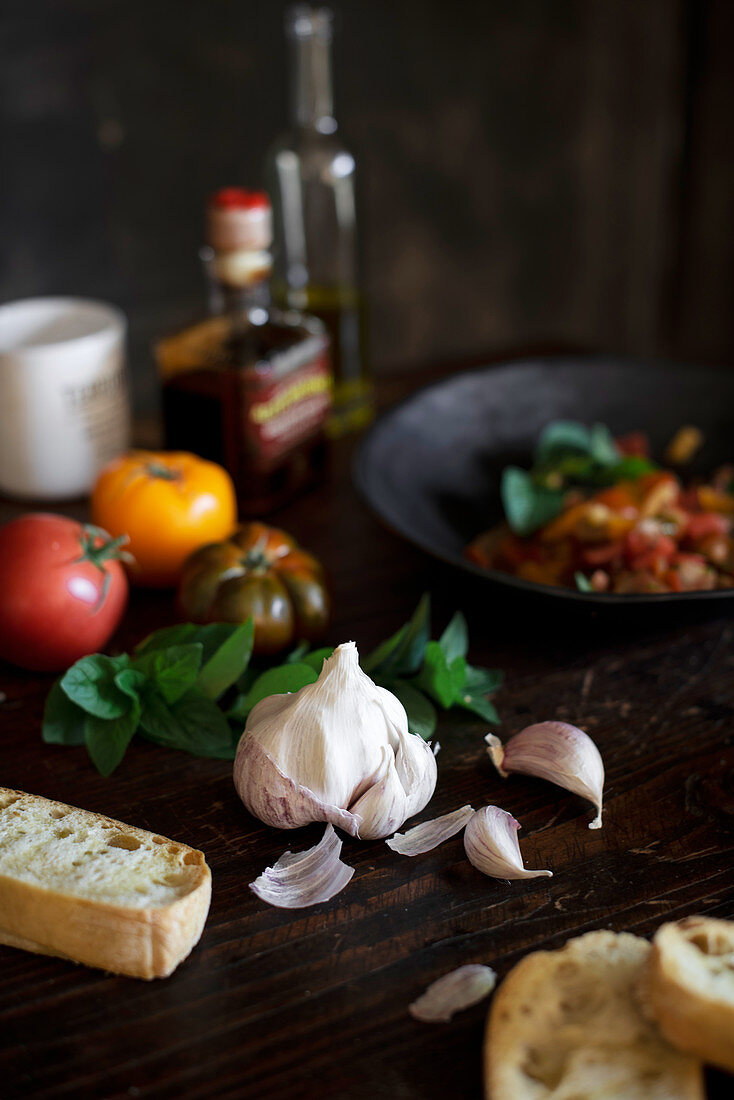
[233,641,438,840]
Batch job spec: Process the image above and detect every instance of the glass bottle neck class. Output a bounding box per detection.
[290,30,336,132]
[201,246,272,319]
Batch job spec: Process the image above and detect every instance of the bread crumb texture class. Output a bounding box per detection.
[485,929,704,1100]
[0,789,205,909]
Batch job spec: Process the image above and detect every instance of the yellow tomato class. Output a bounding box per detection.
[91,451,237,587]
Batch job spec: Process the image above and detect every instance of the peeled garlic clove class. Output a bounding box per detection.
[387,805,475,856]
[464,805,552,881]
[249,824,354,908]
[486,720,605,829]
[409,964,497,1022]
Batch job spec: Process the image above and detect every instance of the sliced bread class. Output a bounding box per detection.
[0,787,211,979]
[638,916,734,1074]
[484,929,704,1100]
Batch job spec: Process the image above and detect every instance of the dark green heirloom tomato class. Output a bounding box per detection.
[177,522,330,656]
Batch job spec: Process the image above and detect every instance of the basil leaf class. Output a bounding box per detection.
[301,647,334,673]
[133,643,203,704]
[609,455,657,481]
[84,701,140,777]
[501,467,563,536]
[60,654,131,719]
[140,688,236,759]
[186,623,247,666]
[413,641,454,709]
[242,663,318,715]
[438,612,468,663]
[134,623,198,655]
[575,571,593,592]
[589,422,619,466]
[114,668,147,701]
[363,593,431,678]
[448,655,468,697]
[362,623,407,674]
[463,664,504,696]
[390,680,437,740]
[456,693,500,724]
[196,620,254,699]
[42,680,86,745]
[535,421,592,465]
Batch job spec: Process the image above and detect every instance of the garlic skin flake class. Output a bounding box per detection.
[250,824,354,908]
[233,641,437,840]
[486,720,605,829]
[387,804,475,856]
[464,806,552,880]
[409,964,497,1022]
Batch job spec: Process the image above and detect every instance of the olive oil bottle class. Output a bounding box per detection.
[265,5,373,437]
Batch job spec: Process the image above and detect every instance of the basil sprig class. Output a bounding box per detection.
[501,420,657,537]
[42,596,503,774]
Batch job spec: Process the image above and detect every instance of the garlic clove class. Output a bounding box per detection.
[409,964,497,1022]
[249,824,354,908]
[393,722,439,820]
[486,720,605,829]
[387,805,475,856]
[234,735,362,836]
[350,746,408,840]
[464,805,552,880]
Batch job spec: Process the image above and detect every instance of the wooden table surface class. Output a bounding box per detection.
[1,364,733,1099]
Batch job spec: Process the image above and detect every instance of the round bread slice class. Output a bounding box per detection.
[638,916,734,1074]
[484,929,704,1100]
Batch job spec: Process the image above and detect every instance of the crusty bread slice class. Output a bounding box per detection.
[484,929,704,1100]
[638,916,734,1074]
[0,787,211,980]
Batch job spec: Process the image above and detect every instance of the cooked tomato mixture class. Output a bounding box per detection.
[466,430,734,594]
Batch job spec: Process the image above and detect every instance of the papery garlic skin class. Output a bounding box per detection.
[387,805,475,856]
[233,641,438,840]
[409,964,497,1022]
[250,824,354,909]
[486,720,604,829]
[464,805,552,881]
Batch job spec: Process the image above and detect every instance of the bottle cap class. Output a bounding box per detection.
[206,189,272,252]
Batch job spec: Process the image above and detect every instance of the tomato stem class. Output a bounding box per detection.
[75,525,135,570]
[243,550,269,572]
[145,462,179,481]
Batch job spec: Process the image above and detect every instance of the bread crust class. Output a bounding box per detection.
[0,788,211,980]
[484,929,704,1100]
[638,916,734,1074]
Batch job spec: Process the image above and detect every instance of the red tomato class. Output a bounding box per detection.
[0,514,129,671]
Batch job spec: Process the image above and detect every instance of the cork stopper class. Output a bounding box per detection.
[206,188,272,253]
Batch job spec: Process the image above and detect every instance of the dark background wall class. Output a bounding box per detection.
[1,0,733,415]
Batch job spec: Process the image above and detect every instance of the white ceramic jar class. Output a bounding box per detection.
[0,297,131,500]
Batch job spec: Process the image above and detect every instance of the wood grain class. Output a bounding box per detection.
[1,369,733,1098]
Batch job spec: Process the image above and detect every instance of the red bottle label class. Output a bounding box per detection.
[244,353,332,468]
